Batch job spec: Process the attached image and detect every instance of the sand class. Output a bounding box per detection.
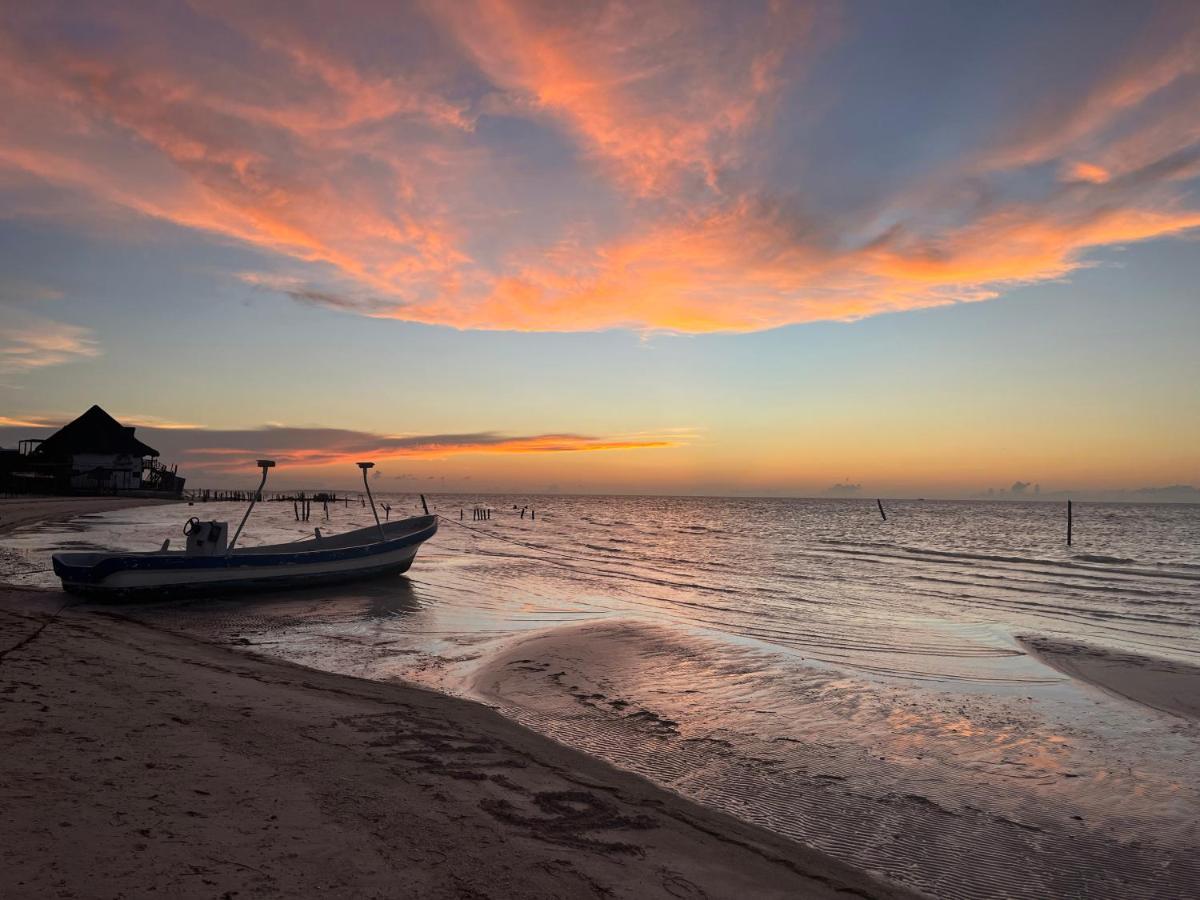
[0,495,179,537]
[1020,635,1200,722]
[0,499,909,900]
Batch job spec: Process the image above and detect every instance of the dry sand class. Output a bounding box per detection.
[0,498,909,899]
[1020,635,1200,722]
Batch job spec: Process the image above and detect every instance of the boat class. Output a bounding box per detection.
[52,459,437,598]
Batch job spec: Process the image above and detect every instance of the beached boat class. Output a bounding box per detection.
[52,460,437,598]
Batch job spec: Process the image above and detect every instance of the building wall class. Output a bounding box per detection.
[68,453,144,490]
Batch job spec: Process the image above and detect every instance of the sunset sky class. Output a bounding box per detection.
[1,1,1197,495]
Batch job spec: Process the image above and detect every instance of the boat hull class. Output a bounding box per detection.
[52,515,437,600]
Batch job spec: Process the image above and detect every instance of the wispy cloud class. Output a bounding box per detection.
[0,313,101,374]
[165,425,682,471]
[0,2,1197,333]
[430,0,809,196]
[114,414,205,430]
[0,415,56,428]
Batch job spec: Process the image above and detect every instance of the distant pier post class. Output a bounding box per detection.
[877,499,887,522]
[1067,499,1073,546]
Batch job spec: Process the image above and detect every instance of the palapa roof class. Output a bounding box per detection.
[36,405,159,459]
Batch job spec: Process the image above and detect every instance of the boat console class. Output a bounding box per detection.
[184,518,228,556]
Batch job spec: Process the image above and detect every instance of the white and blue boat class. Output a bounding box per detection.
[52,460,437,598]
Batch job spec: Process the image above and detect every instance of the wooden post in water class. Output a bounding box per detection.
[1067,499,1073,546]
[420,494,429,515]
[877,499,887,522]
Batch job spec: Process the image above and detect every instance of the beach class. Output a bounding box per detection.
[0,498,906,900]
[2,494,1198,898]
[0,496,179,538]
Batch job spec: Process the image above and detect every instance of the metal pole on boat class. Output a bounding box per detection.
[228,460,274,552]
[358,462,386,541]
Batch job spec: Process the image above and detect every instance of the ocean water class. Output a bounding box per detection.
[3,495,1199,898]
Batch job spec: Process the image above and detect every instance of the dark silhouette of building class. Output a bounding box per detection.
[1,405,185,495]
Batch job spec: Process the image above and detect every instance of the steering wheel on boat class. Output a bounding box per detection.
[183,516,201,536]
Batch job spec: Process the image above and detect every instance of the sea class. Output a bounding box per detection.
[3,495,1198,899]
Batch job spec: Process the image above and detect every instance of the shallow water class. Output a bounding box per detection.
[4,495,1199,898]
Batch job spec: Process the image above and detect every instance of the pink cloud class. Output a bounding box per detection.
[0,2,1196,335]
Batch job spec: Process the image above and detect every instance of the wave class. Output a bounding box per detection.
[818,541,1200,582]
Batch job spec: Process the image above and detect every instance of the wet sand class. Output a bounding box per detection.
[0,495,179,538]
[1020,635,1200,722]
[0,502,907,899]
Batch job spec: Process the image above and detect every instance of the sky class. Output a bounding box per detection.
[1,0,1198,496]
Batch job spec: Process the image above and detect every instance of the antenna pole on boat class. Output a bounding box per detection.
[358,462,386,541]
[228,460,275,552]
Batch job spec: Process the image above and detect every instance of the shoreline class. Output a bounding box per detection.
[1019,635,1200,722]
[0,499,908,899]
[0,495,181,537]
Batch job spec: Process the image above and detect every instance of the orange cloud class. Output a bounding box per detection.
[376,176,1200,332]
[0,8,474,307]
[0,415,56,428]
[1061,161,1111,184]
[430,0,809,196]
[163,426,684,472]
[0,2,1197,336]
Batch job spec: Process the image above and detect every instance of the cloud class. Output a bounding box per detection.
[140,424,683,472]
[0,313,101,374]
[1061,161,1111,184]
[0,412,198,430]
[114,414,205,430]
[430,0,810,196]
[975,13,1200,180]
[0,3,1197,334]
[825,482,861,496]
[0,412,686,473]
[1132,484,1200,501]
[0,415,56,428]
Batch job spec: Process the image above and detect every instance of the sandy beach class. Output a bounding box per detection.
[0,498,908,900]
[0,496,179,539]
